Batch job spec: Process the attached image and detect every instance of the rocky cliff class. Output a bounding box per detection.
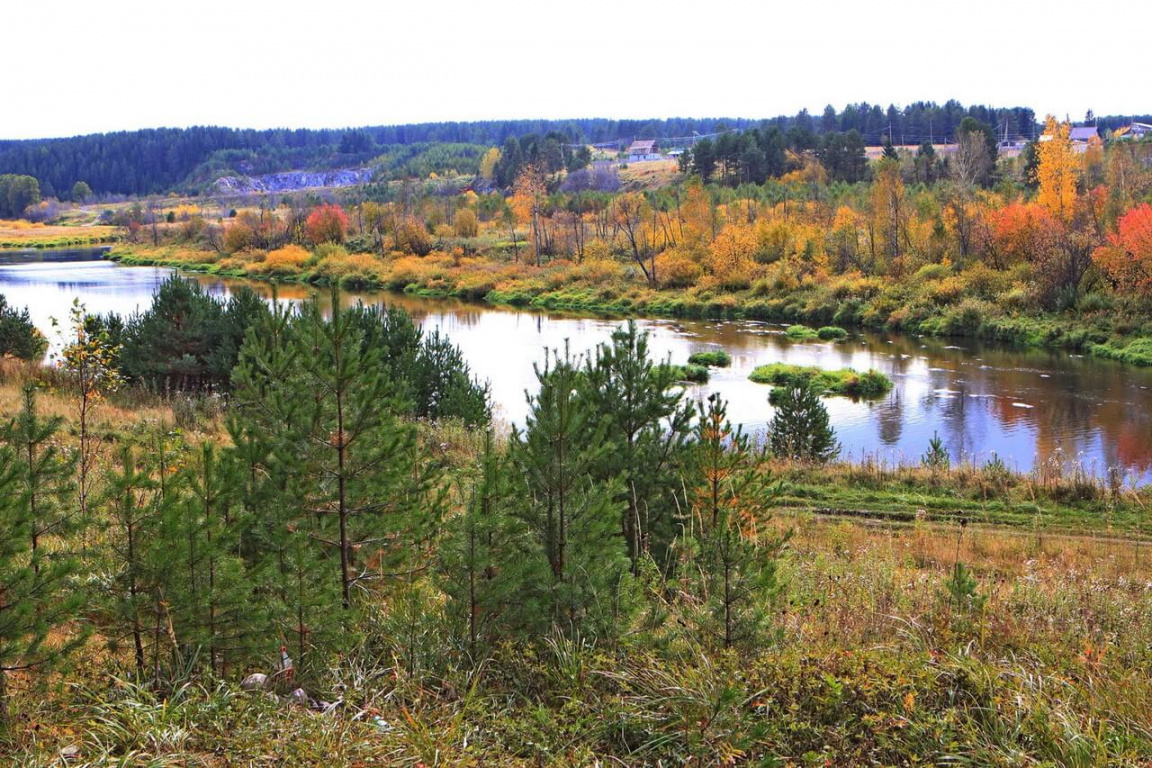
[212,168,372,195]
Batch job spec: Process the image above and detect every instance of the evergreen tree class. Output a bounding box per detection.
[120,276,226,390]
[508,348,634,639]
[0,447,84,738]
[0,295,46,360]
[440,430,518,660]
[101,445,160,679]
[232,289,443,654]
[158,442,256,676]
[580,321,693,570]
[768,384,840,463]
[3,386,77,575]
[681,395,788,650]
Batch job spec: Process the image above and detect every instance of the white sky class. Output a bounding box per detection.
[2,0,1143,140]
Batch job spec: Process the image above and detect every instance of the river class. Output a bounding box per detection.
[2,251,1151,484]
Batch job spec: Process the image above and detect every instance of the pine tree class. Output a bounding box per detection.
[158,442,256,677]
[682,394,788,650]
[508,348,634,639]
[231,289,443,660]
[0,447,84,738]
[440,430,518,660]
[580,321,694,570]
[3,385,77,576]
[101,445,160,679]
[768,384,840,463]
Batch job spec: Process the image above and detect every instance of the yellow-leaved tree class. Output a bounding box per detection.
[1035,116,1080,222]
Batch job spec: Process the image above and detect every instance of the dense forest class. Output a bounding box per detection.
[0,102,1046,197]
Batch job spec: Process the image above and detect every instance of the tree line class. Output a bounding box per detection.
[0,102,1045,197]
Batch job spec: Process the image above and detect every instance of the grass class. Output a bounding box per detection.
[9,511,1152,764]
[750,362,893,400]
[687,349,731,367]
[0,220,118,249]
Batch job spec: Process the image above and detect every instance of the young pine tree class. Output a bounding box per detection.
[440,430,518,661]
[0,447,85,738]
[580,321,694,570]
[232,290,443,657]
[157,442,256,677]
[682,394,789,650]
[101,445,160,679]
[768,384,840,463]
[3,385,77,576]
[508,348,634,640]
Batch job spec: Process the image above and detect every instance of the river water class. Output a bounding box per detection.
[3,251,1151,484]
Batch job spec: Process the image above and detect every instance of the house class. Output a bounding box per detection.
[1069,126,1099,144]
[1114,122,1152,140]
[1039,125,1098,153]
[626,140,661,162]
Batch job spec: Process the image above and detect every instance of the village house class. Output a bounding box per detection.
[1039,125,1098,153]
[626,139,661,162]
[1114,122,1152,140]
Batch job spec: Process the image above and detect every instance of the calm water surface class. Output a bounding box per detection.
[3,254,1151,483]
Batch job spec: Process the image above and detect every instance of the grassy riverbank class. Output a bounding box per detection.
[112,244,1152,367]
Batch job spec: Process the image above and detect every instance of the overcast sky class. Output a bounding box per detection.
[2,0,1141,140]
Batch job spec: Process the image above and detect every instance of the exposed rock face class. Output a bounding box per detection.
[212,168,372,195]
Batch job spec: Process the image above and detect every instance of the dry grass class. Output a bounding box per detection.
[0,220,117,248]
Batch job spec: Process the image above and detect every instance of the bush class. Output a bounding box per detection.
[784,324,819,340]
[751,363,892,400]
[817,326,848,340]
[252,244,310,276]
[454,209,479,238]
[687,350,732,367]
[655,251,703,288]
[667,363,709,383]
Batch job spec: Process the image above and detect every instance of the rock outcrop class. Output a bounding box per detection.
[212,168,372,195]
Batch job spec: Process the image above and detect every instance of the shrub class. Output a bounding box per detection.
[784,324,819,340]
[253,244,310,276]
[395,217,434,256]
[751,363,892,400]
[454,209,479,238]
[913,262,951,282]
[667,363,709,383]
[655,251,703,288]
[687,350,731,367]
[817,326,848,340]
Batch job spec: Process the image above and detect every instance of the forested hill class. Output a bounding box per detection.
[0,102,1045,197]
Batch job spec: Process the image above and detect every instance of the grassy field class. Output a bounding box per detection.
[0,220,118,249]
[8,511,1152,765]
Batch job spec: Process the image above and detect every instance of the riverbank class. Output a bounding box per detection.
[111,244,1152,367]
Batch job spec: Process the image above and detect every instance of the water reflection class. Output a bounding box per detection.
[2,257,1151,483]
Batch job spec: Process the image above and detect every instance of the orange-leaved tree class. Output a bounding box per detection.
[1093,203,1152,297]
[305,203,349,245]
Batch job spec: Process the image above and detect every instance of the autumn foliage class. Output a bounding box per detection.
[304,203,349,245]
[1094,204,1152,296]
